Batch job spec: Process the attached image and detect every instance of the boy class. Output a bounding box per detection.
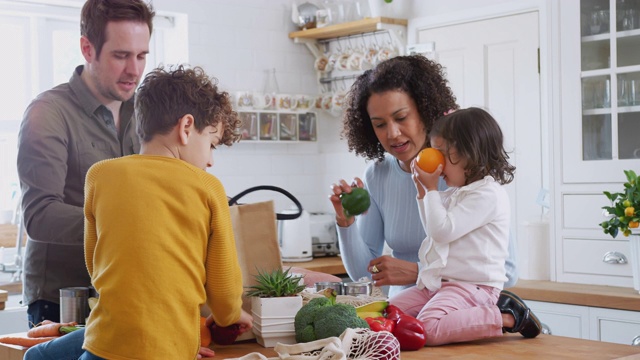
[81,65,251,359]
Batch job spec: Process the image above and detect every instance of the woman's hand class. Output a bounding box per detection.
[368,255,419,286]
[329,177,365,227]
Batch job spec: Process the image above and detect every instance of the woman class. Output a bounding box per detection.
[329,55,517,297]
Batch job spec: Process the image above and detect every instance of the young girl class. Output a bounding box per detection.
[389,107,541,346]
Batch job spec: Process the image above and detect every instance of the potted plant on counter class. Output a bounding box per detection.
[601,169,640,293]
[246,267,306,347]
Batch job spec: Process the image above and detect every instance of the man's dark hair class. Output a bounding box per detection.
[80,0,155,58]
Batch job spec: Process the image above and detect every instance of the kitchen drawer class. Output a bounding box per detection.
[563,238,632,277]
[589,307,640,346]
[527,300,590,339]
[562,194,610,230]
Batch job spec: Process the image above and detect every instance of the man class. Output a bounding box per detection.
[17,0,154,326]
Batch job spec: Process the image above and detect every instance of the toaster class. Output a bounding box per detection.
[309,212,339,257]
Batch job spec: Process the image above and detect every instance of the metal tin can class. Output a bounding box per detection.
[315,281,343,295]
[343,281,372,296]
[59,287,90,324]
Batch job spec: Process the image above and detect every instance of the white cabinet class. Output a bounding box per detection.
[560,0,640,183]
[554,0,640,289]
[526,300,640,346]
[527,300,590,339]
[590,307,640,345]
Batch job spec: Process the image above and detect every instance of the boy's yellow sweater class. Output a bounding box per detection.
[83,155,242,360]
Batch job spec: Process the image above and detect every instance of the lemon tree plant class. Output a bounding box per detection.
[601,170,640,238]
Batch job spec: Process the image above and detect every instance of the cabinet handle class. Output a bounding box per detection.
[633,335,640,346]
[602,251,628,264]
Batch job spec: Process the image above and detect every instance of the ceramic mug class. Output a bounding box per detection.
[314,55,330,73]
[252,92,271,110]
[276,94,298,111]
[331,90,347,116]
[295,94,313,110]
[235,91,254,109]
[321,93,333,112]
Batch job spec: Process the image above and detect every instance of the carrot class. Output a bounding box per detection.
[27,321,79,338]
[0,335,60,347]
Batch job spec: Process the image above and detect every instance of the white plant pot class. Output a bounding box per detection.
[251,296,302,347]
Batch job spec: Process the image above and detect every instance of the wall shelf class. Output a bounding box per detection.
[237,111,317,143]
[288,17,407,40]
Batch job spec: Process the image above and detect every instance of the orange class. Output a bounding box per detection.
[416,148,445,173]
[200,316,212,347]
[630,221,639,229]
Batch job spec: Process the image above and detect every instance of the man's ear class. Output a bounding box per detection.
[80,36,95,63]
[178,114,195,145]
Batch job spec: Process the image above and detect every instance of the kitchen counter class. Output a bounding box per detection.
[3,333,639,359]
[510,279,640,312]
[283,256,346,276]
[289,257,640,312]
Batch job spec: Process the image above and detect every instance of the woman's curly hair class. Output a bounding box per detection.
[342,55,458,162]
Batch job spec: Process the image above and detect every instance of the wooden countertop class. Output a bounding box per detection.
[288,257,640,312]
[2,333,639,359]
[283,256,346,276]
[205,335,640,359]
[511,279,640,312]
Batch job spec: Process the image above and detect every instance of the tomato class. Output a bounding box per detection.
[416,148,445,173]
[625,206,635,217]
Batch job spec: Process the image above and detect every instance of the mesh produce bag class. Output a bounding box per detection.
[228,328,400,360]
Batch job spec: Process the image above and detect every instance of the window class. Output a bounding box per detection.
[0,1,188,215]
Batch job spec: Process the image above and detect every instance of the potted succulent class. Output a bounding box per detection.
[601,169,640,293]
[246,267,306,347]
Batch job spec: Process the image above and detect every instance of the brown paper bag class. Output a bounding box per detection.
[229,200,283,314]
[202,186,303,341]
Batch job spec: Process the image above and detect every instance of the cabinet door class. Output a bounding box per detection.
[560,0,640,183]
[526,300,590,339]
[589,307,640,345]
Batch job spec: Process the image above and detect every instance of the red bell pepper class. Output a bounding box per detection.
[365,316,395,333]
[392,313,427,351]
[383,305,427,350]
[383,304,404,323]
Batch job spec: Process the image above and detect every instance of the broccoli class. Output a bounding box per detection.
[294,295,370,343]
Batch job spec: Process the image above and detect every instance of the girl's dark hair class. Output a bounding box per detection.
[135,65,241,145]
[430,107,515,185]
[81,0,155,58]
[342,55,458,162]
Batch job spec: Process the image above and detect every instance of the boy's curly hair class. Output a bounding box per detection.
[135,65,241,145]
[342,55,458,162]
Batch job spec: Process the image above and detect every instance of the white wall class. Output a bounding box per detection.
[147,0,552,214]
[150,0,368,214]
